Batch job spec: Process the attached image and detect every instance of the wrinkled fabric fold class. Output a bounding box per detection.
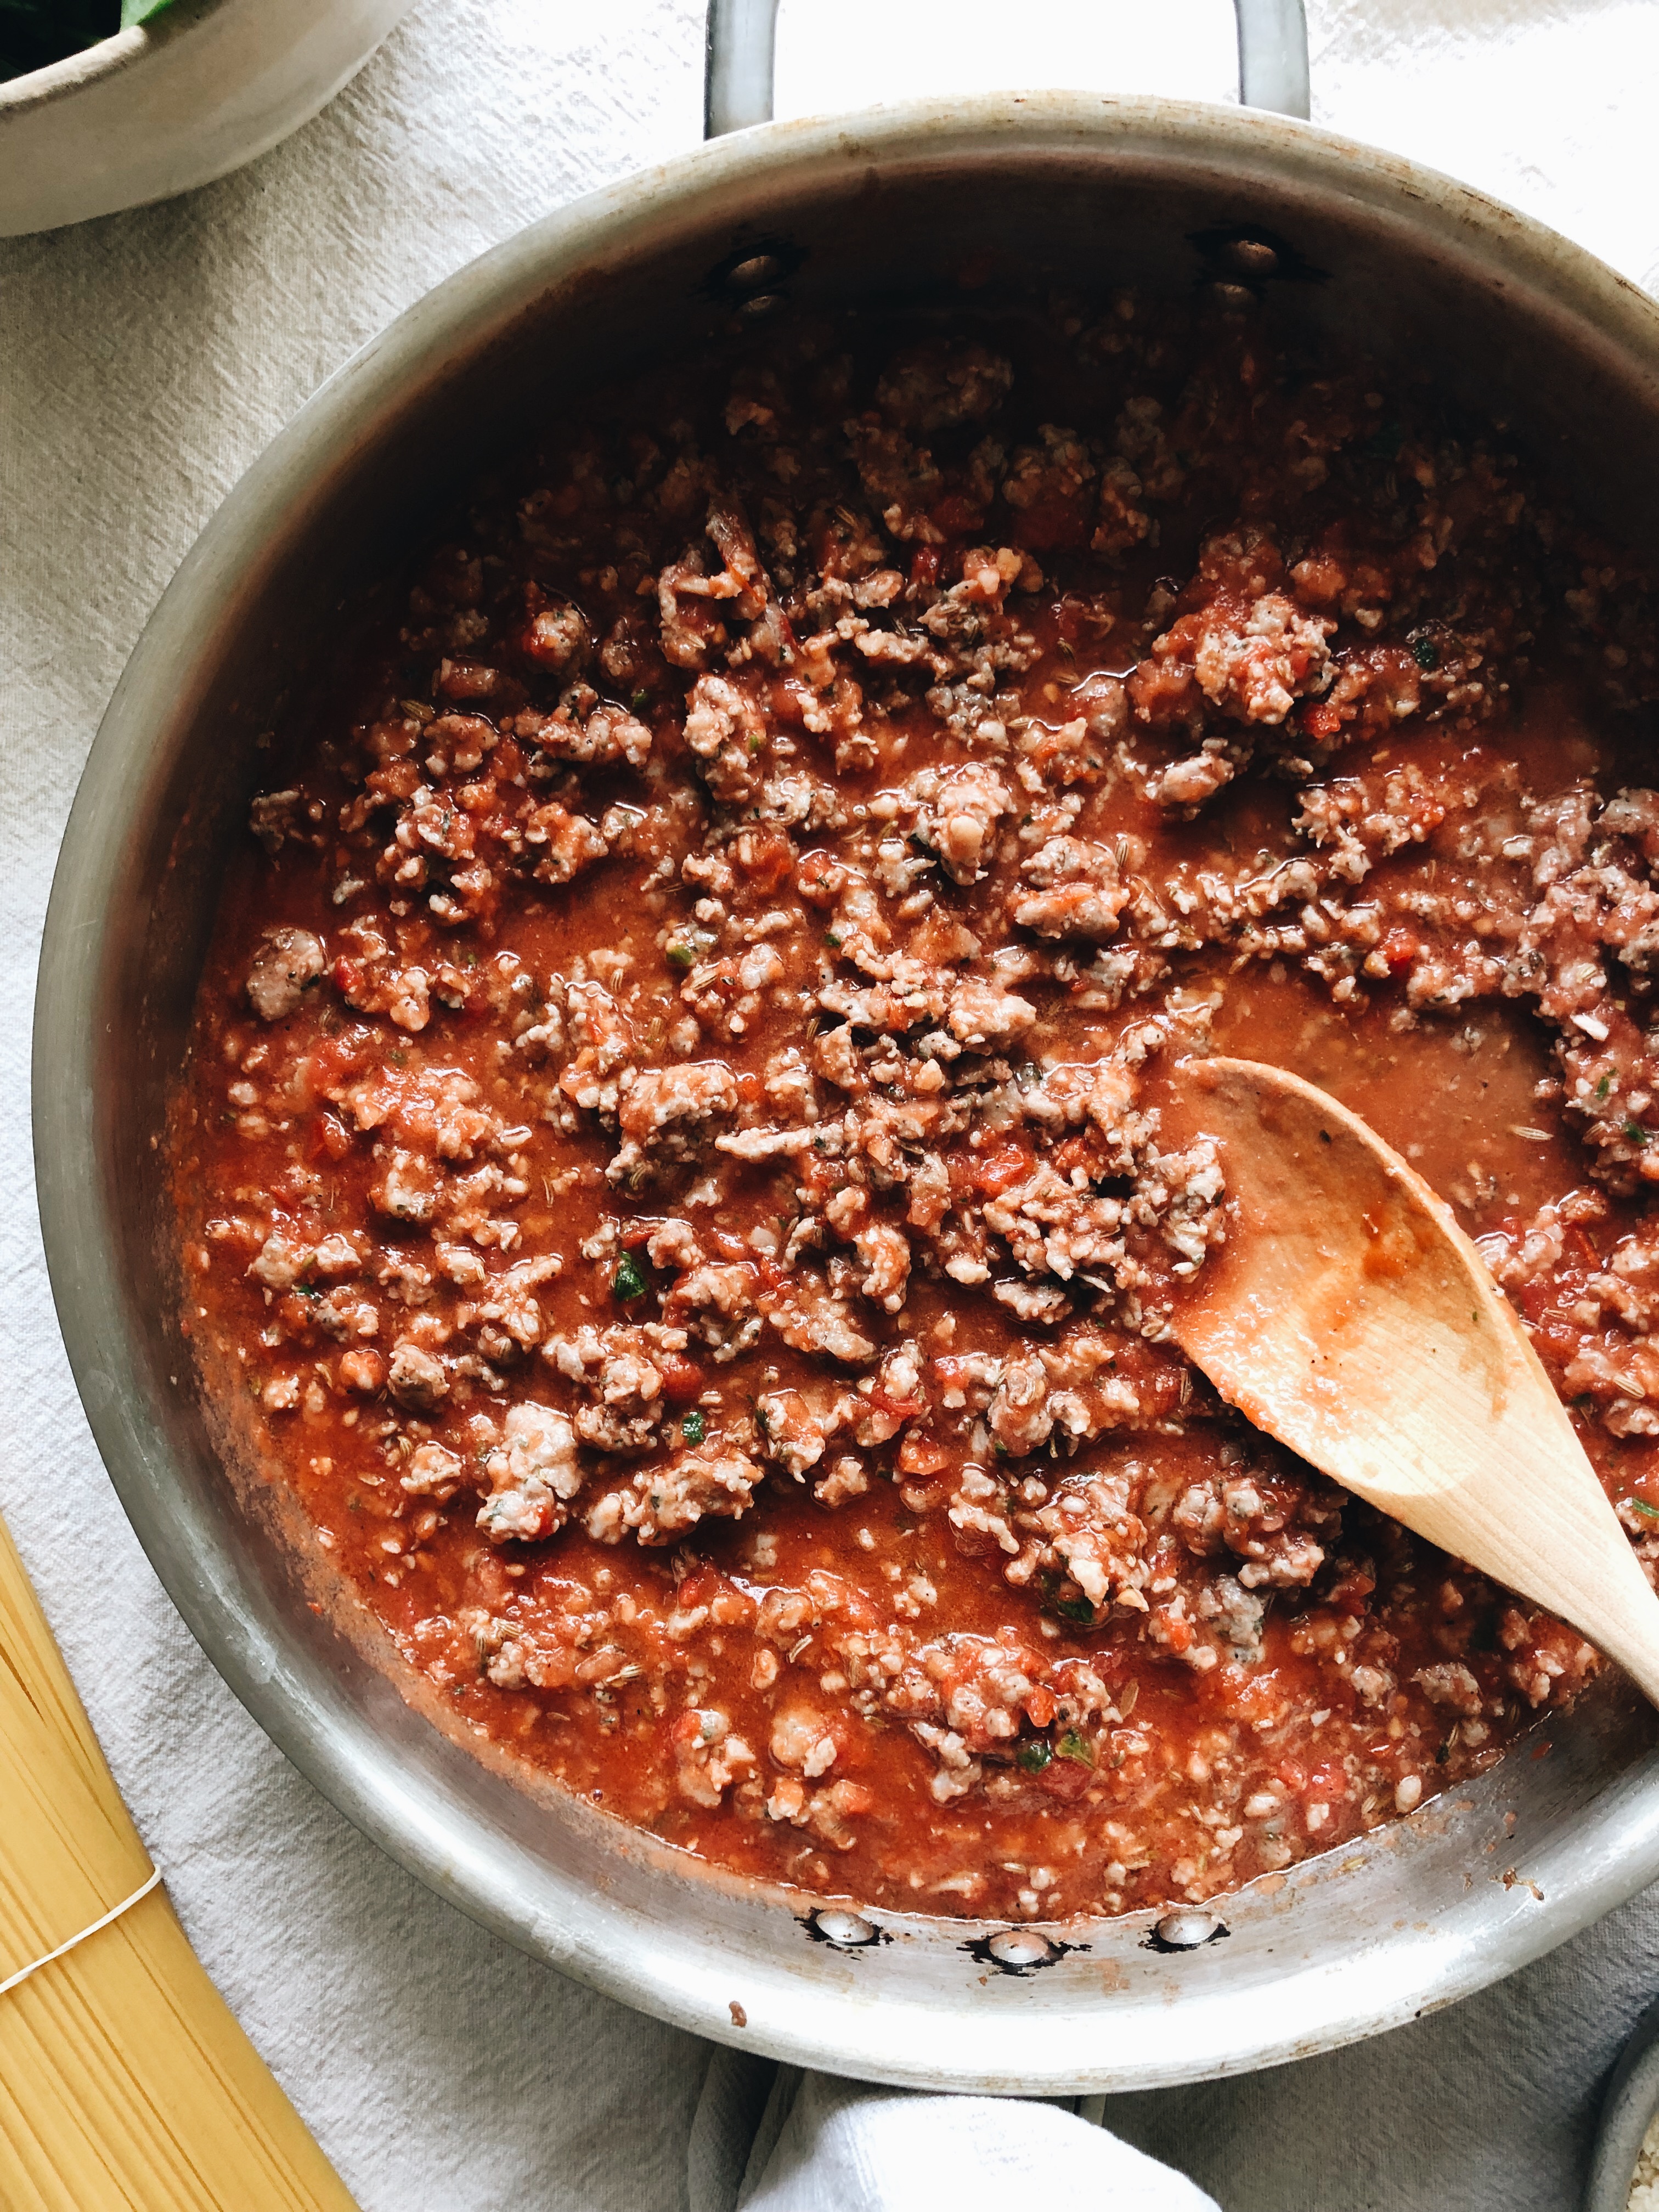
[688,2055,1220,2212]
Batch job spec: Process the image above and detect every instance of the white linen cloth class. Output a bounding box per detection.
[5,2,1659,2205]
[689,2058,1222,2210]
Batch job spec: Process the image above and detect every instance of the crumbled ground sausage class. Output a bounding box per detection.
[177,292,1658,1924]
[246,926,326,1022]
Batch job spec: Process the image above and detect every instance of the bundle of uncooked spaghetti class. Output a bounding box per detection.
[0,1511,357,2211]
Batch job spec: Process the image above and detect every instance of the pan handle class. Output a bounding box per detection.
[704,0,1311,138]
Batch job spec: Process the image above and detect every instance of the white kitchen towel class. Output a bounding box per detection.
[687,2058,1221,2211]
[687,2056,1133,2211]
[6,3,1659,2208]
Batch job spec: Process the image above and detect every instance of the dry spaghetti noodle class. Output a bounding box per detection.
[0,1509,357,2211]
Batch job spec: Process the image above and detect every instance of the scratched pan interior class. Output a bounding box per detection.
[34,94,1659,2091]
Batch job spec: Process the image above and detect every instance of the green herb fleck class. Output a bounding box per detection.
[631,688,651,710]
[1632,1499,1659,1522]
[666,924,715,970]
[1035,1570,1096,1627]
[1366,419,1405,461]
[1410,635,1440,672]
[1596,1074,1612,1099]
[612,1252,647,1301]
[1017,1740,1052,1773]
[1054,1729,1094,1767]
[681,1410,707,1445]
[1626,1121,1651,1146]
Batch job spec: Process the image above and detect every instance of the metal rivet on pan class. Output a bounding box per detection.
[736,291,785,320]
[1224,236,1279,276]
[1150,1908,1225,1950]
[811,1908,879,1947]
[726,252,783,291]
[986,1928,1059,1970]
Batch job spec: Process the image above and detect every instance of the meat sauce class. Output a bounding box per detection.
[173,292,1659,1923]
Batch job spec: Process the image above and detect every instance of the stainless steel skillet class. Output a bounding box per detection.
[33,0,1659,2094]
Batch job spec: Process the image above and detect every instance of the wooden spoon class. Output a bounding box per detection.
[1161,1054,1659,1708]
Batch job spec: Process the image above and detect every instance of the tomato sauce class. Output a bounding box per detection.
[172,293,1659,1921]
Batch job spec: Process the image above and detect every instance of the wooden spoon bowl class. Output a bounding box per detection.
[1163,1055,1659,1708]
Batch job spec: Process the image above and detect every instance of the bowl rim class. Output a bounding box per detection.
[1588,1997,1659,2212]
[32,87,1659,2090]
[0,0,235,117]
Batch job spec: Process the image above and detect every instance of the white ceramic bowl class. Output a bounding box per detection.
[1589,2002,1659,2212]
[0,0,412,237]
